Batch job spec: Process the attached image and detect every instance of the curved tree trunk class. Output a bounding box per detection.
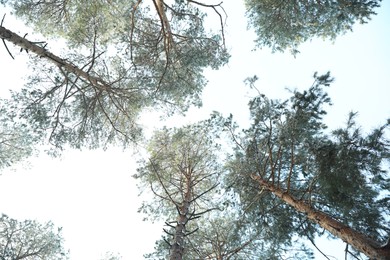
[252,175,390,260]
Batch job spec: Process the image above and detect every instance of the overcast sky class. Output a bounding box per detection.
[0,1,389,259]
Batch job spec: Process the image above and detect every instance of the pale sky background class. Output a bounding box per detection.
[0,1,390,259]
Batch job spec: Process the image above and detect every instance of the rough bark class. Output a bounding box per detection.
[170,168,192,260]
[251,175,390,260]
[0,25,109,91]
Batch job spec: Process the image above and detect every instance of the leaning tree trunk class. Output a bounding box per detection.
[0,25,110,91]
[251,175,390,260]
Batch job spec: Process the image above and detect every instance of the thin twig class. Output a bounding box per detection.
[1,14,5,26]
[307,235,331,260]
[2,38,14,59]
[187,0,226,47]
[1,14,14,59]
[345,243,361,260]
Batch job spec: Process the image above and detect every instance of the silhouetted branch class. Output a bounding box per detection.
[1,14,14,59]
[187,0,226,47]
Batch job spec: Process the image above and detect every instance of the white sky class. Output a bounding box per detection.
[1,1,390,259]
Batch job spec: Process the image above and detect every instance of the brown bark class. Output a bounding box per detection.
[0,25,109,91]
[153,0,174,43]
[251,175,390,260]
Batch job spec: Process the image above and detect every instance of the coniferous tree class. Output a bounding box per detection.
[224,73,390,259]
[135,120,224,260]
[137,118,314,260]
[1,1,388,258]
[146,209,314,260]
[0,0,228,151]
[0,214,69,259]
[244,0,382,54]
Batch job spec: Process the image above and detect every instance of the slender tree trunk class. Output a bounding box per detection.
[251,175,390,260]
[0,26,109,91]
[170,170,192,260]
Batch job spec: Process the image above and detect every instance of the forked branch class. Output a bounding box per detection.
[187,0,226,47]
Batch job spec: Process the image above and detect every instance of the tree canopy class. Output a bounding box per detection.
[0,98,43,169]
[135,120,225,259]
[135,73,389,259]
[245,0,382,54]
[136,119,315,259]
[0,214,68,260]
[0,0,383,152]
[224,73,390,259]
[0,0,388,259]
[0,0,228,150]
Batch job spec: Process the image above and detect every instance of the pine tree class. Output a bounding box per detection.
[0,214,69,259]
[0,0,228,151]
[225,73,390,259]
[138,118,314,260]
[135,120,224,260]
[244,0,382,54]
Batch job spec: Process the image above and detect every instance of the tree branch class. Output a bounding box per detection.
[0,25,110,91]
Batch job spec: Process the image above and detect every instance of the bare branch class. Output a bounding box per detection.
[190,183,219,204]
[149,158,181,207]
[1,13,5,26]
[163,228,174,237]
[184,227,198,237]
[1,15,14,59]
[187,0,226,47]
[307,235,331,260]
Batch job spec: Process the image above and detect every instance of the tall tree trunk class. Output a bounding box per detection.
[251,175,390,260]
[170,201,189,260]
[170,170,192,260]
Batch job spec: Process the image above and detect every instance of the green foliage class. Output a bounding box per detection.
[7,0,228,104]
[135,119,222,222]
[1,0,388,258]
[137,120,260,259]
[0,98,43,169]
[313,112,390,235]
[6,62,144,152]
[180,211,314,260]
[0,214,68,259]
[138,118,315,259]
[2,0,229,151]
[225,72,389,256]
[245,0,382,54]
[145,205,314,260]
